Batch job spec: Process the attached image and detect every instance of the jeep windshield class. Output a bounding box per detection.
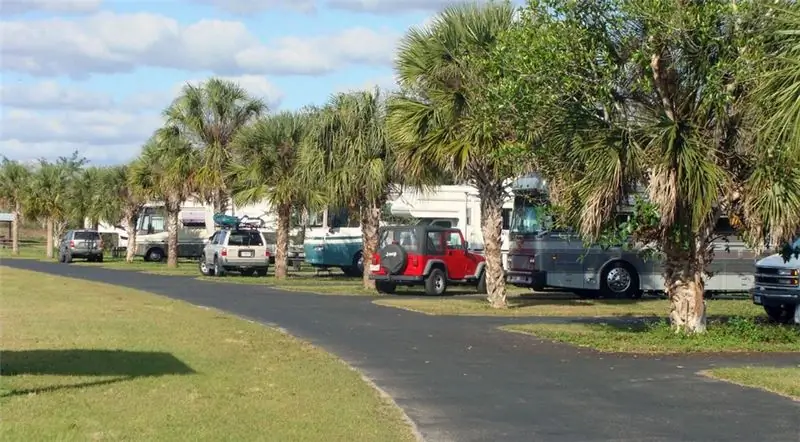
[380,228,420,252]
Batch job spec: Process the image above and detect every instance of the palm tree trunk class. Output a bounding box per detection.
[664,242,707,333]
[11,202,20,256]
[124,211,138,263]
[166,205,180,268]
[275,203,291,279]
[479,185,507,308]
[46,218,54,259]
[360,202,382,289]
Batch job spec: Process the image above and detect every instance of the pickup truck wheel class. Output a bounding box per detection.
[764,305,793,324]
[213,257,226,277]
[376,281,397,294]
[424,268,447,296]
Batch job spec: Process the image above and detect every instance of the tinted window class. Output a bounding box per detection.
[427,232,445,254]
[501,209,511,230]
[446,231,463,248]
[380,228,418,250]
[227,231,263,246]
[74,231,100,240]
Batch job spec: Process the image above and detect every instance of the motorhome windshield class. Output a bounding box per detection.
[510,195,549,235]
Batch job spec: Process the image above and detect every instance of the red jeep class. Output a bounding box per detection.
[369,225,487,295]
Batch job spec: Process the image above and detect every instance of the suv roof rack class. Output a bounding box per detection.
[212,213,264,231]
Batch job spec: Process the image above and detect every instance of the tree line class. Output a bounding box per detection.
[2,0,799,333]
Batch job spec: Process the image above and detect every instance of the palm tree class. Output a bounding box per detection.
[387,2,518,306]
[230,110,324,279]
[69,166,105,229]
[746,2,800,254]
[164,77,266,213]
[0,158,31,255]
[101,164,147,263]
[25,160,74,259]
[488,0,800,332]
[303,89,404,288]
[130,130,198,268]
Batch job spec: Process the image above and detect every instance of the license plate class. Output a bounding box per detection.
[239,250,255,258]
[369,264,380,272]
[753,295,761,304]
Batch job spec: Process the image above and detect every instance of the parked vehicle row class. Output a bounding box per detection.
[53,222,799,324]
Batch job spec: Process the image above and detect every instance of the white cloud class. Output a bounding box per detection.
[191,0,316,14]
[0,0,102,16]
[1,81,114,110]
[326,0,474,14]
[0,12,399,78]
[0,76,284,164]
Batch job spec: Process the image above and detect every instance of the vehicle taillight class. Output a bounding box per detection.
[69,240,75,248]
[265,250,270,257]
[372,254,379,264]
[221,248,227,257]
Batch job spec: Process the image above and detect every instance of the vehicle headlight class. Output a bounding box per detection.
[777,269,799,276]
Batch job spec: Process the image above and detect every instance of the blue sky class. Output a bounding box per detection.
[1,0,512,165]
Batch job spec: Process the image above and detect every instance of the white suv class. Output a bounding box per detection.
[199,229,271,277]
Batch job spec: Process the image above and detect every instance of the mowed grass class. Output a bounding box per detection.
[373,293,762,318]
[0,268,416,442]
[501,318,800,354]
[702,367,800,401]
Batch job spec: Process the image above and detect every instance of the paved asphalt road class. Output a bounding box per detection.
[2,259,799,442]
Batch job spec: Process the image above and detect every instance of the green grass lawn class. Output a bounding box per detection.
[702,367,800,400]
[501,318,800,354]
[0,268,417,441]
[373,295,762,318]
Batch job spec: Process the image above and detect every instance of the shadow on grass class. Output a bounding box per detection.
[1,349,195,397]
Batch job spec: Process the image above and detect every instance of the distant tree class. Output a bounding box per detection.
[230,110,324,279]
[130,131,199,268]
[164,77,266,213]
[0,158,31,255]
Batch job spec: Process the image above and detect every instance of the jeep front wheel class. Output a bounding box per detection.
[424,268,447,296]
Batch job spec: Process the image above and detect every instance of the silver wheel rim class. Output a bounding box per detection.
[435,275,444,292]
[200,261,208,273]
[607,267,632,293]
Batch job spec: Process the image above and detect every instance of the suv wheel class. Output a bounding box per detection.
[424,268,447,296]
[764,305,794,324]
[240,269,256,277]
[255,267,268,277]
[213,257,226,277]
[199,255,214,276]
[376,281,397,294]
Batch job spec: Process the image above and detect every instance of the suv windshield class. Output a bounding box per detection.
[227,231,263,246]
[74,231,100,240]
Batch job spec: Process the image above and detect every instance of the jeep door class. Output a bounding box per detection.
[444,230,470,279]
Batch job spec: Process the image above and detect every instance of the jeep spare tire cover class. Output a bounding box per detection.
[379,244,407,275]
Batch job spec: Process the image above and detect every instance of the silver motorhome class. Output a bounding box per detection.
[505,173,756,298]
